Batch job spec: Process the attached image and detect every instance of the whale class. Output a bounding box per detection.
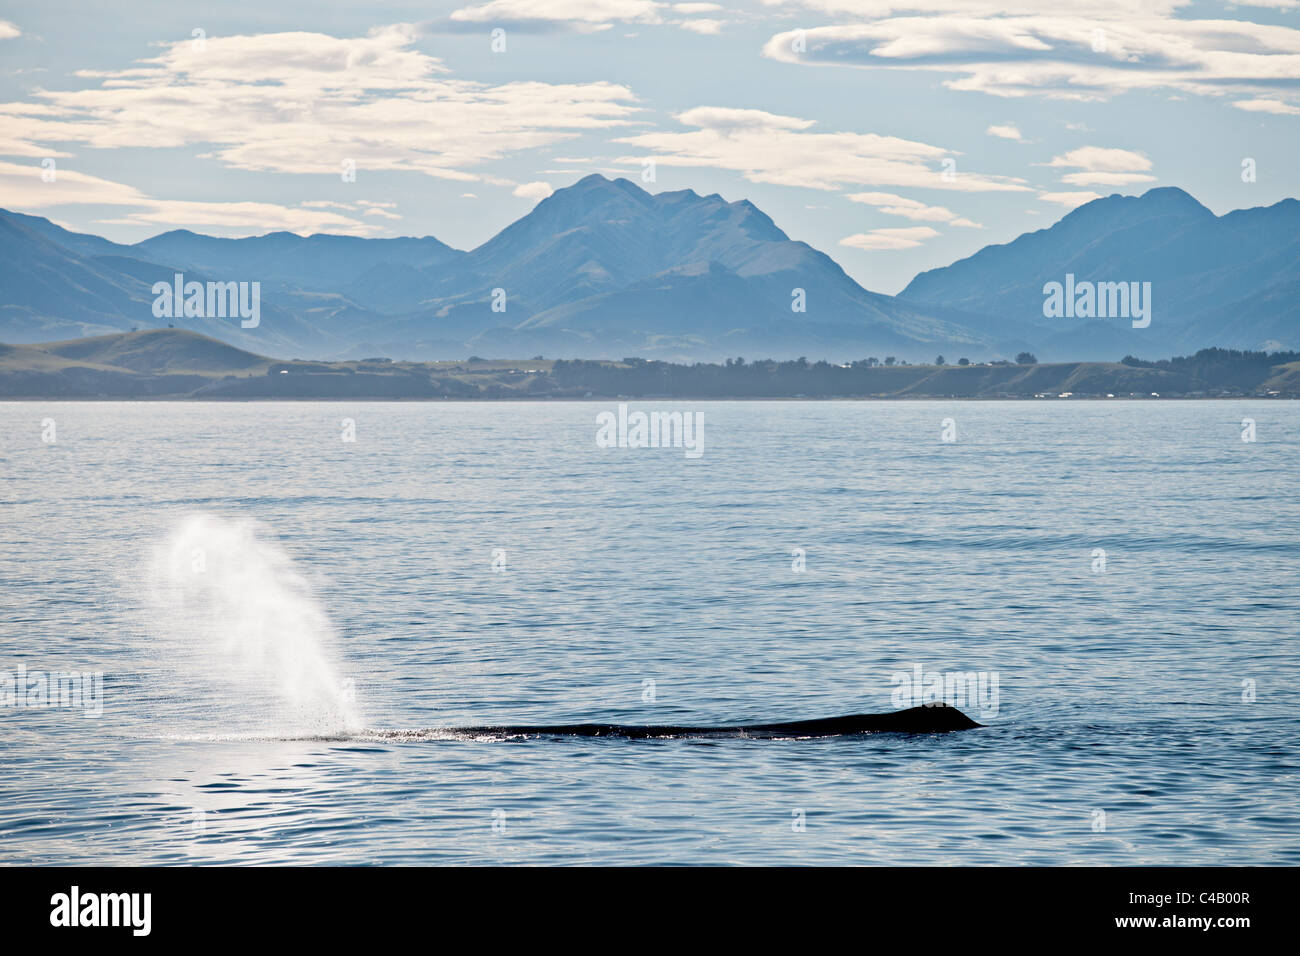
[447,703,982,739]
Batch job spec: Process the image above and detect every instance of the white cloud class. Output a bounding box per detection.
[615,106,1030,192]
[1059,171,1149,186]
[847,191,981,226]
[1233,98,1300,115]
[295,199,402,221]
[763,2,1191,13]
[762,9,1300,105]
[0,106,80,158]
[1039,190,1102,208]
[445,0,725,34]
[1046,146,1154,186]
[448,1,665,31]
[987,124,1023,141]
[97,202,383,235]
[840,226,940,250]
[0,20,20,40]
[0,160,383,235]
[514,180,555,200]
[675,106,815,132]
[679,18,726,33]
[0,160,148,208]
[2,26,638,183]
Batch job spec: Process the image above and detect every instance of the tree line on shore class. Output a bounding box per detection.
[545,348,1296,398]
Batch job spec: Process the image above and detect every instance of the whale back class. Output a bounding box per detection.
[452,703,983,739]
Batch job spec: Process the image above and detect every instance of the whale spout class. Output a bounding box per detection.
[447,703,983,739]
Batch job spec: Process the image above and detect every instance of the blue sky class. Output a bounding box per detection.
[1,0,1297,293]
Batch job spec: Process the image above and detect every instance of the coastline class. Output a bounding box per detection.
[4,329,1296,401]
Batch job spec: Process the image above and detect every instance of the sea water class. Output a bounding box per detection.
[0,400,1296,864]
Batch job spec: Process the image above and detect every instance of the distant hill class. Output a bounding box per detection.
[900,187,1300,359]
[0,178,1296,363]
[134,229,462,292]
[42,327,270,374]
[0,212,354,356]
[1,328,1294,400]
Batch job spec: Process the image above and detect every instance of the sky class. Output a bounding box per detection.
[1,0,1297,294]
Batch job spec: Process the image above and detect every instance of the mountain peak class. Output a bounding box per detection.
[1136,185,1211,215]
[567,173,645,196]
[1139,185,1194,201]
[1057,185,1213,230]
[502,173,657,229]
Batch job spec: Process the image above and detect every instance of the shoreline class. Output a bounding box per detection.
[4,329,1296,401]
[2,395,1292,403]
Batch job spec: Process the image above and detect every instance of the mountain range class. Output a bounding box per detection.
[1,175,1296,362]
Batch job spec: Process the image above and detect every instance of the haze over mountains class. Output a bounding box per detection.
[1,175,1295,362]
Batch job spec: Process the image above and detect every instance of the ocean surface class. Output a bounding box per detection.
[0,400,1296,866]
